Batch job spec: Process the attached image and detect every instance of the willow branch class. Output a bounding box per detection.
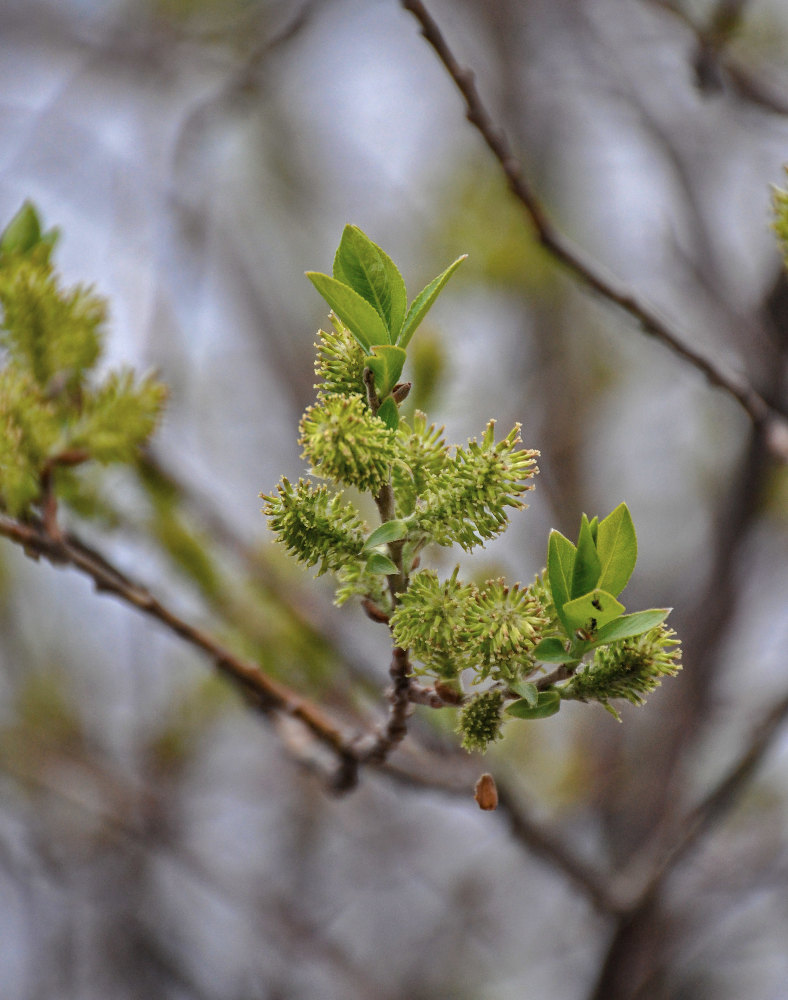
[400,0,788,461]
[0,513,357,762]
[621,684,788,911]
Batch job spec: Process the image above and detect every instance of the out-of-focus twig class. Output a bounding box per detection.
[646,0,788,114]
[623,684,788,910]
[400,0,788,461]
[0,513,358,765]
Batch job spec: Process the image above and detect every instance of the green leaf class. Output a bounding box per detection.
[363,519,409,551]
[509,680,538,706]
[561,589,624,632]
[547,529,575,628]
[571,514,602,599]
[505,690,561,719]
[376,396,400,430]
[397,254,467,349]
[366,552,399,575]
[333,226,407,340]
[0,201,41,255]
[376,245,407,340]
[591,609,670,646]
[532,637,574,663]
[596,502,637,597]
[305,272,389,353]
[366,345,406,398]
[332,226,393,339]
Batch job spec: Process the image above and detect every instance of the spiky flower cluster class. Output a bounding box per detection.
[264,225,681,755]
[457,689,505,753]
[463,579,545,682]
[0,202,166,517]
[261,477,365,575]
[314,318,367,400]
[389,568,476,678]
[391,412,449,517]
[415,422,538,550]
[390,569,547,682]
[561,625,682,720]
[299,393,397,494]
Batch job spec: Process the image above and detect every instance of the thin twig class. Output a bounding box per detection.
[621,685,788,911]
[400,0,788,460]
[0,514,354,758]
[354,646,415,764]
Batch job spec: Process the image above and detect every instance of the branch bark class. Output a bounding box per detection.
[400,0,788,461]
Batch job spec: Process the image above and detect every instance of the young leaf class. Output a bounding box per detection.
[591,609,670,646]
[332,226,394,338]
[366,552,399,575]
[596,502,637,597]
[532,637,574,663]
[305,272,389,352]
[397,254,467,349]
[509,680,539,706]
[375,244,407,340]
[506,690,561,719]
[333,226,407,340]
[561,589,624,632]
[366,345,407,398]
[547,529,576,627]
[0,201,41,255]
[376,396,400,431]
[571,514,602,599]
[363,519,409,551]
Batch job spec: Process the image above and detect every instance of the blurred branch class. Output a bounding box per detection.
[626,684,788,910]
[584,682,788,998]
[401,0,788,461]
[646,0,788,114]
[0,513,360,770]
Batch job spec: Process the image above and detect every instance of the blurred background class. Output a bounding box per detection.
[1,0,788,997]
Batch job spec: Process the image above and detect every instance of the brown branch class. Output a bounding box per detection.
[621,684,788,911]
[354,646,415,764]
[400,0,788,461]
[0,513,358,763]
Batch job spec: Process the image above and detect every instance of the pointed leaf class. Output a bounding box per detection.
[591,609,670,646]
[547,529,576,630]
[376,244,407,340]
[366,552,398,575]
[377,395,400,430]
[505,691,561,720]
[0,201,41,255]
[510,681,539,706]
[596,502,637,597]
[398,254,467,348]
[571,514,602,599]
[363,519,409,551]
[533,637,575,663]
[562,589,624,632]
[332,226,395,339]
[306,272,388,353]
[366,345,407,398]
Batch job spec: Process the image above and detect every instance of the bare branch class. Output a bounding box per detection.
[623,684,788,911]
[0,513,355,761]
[400,0,788,461]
